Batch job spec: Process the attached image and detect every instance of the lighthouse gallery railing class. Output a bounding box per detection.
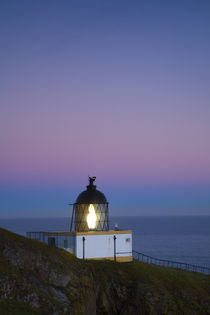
[132,250,210,275]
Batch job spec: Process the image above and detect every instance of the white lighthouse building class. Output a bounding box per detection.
[27,177,132,262]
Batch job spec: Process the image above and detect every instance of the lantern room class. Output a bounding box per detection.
[70,176,109,232]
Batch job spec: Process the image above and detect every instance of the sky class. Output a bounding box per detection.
[0,0,210,218]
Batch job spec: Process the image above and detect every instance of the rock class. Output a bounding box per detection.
[50,286,70,304]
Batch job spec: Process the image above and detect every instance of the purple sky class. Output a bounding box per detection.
[0,0,210,217]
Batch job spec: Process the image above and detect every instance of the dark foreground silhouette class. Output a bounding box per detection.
[0,228,210,314]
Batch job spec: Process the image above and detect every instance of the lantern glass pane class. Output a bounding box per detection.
[74,203,109,232]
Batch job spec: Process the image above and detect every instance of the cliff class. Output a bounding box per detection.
[0,228,210,314]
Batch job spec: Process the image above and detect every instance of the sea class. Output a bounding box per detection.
[0,216,210,268]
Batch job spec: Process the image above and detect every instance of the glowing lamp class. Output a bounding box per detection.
[87,204,97,229]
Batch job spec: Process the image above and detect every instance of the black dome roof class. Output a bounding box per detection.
[76,177,107,204]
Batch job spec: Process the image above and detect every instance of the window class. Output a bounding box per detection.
[48,237,55,246]
[64,239,68,248]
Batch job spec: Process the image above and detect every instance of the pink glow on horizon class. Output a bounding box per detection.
[1,100,210,189]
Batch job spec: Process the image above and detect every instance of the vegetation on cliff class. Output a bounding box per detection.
[0,228,210,314]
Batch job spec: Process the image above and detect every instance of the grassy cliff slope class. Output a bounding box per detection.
[0,228,210,314]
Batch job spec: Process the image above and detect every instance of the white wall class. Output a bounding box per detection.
[76,233,132,259]
[27,231,132,260]
[44,234,76,254]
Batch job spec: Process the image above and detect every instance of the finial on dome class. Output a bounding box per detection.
[88,176,96,186]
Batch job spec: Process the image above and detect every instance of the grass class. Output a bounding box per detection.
[0,227,210,314]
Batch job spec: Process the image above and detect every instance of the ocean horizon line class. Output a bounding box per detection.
[1,214,210,220]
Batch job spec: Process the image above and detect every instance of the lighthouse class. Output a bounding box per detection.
[27,177,132,262]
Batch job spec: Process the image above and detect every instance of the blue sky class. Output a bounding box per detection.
[0,0,210,217]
